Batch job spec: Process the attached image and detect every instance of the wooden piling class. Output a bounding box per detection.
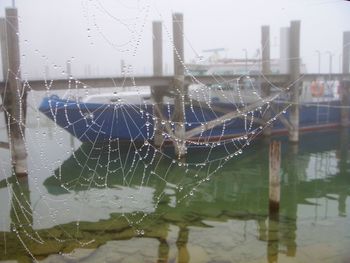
[151,21,164,148]
[0,18,8,81]
[269,141,281,217]
[1,8,28,177]
[172,13,184,77]
[172,13,186,158]
[66,60,76,148]
[153,21,163,77]
[261,25,271,77]
[0,18,9,135]
[261,25,272,136]
[341,31,350,127]
[288,21,301,143]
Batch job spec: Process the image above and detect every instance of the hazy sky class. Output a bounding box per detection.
[0,0,349,79]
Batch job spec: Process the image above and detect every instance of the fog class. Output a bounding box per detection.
[0,0,349,80]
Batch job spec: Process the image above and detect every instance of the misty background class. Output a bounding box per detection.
[0,0,349,80]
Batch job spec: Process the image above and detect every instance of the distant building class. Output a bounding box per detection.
[186,26,307,76]
[186,57,307,76]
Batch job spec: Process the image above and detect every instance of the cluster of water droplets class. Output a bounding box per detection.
[0,2,295,262]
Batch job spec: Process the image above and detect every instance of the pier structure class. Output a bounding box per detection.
[0,8,350,170]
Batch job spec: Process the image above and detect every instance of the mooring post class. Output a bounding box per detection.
[172,13,186,158]
[0,18,8,82]
[66,60,75,149]
[341,31,350,127]
[288,21,301,143]
[0,18,8,129]
[261,25,272,136]
[151,21,165,148]
[2,8,28,177]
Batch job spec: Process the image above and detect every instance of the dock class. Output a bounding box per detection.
[0,8,350,173]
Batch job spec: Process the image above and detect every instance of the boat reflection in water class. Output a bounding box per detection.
[0,130,349,263]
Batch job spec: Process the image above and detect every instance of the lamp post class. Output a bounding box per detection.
[256,48,261,73]
[242,48,248,73]
[315,50,321,74]
[326,51,333,74]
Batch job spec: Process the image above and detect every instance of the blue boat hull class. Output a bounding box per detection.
[39,96,347,143]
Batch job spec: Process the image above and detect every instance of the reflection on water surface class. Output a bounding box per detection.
[0,128,349,263]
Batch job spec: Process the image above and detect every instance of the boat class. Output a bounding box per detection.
[38,80,348,145]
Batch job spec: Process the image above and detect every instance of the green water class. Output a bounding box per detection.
[0,126,349,263]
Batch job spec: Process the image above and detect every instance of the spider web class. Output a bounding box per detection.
[0,0,321,262]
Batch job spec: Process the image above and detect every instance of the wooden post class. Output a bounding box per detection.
[172,13,186,158]
[288,21,301,143]
[269,141,281,217]
[153,21,163,77]
[0,18,9,132]
[0,18,12,154]
[173,13,184,77]
[0,18,8,81]
[151,21,164,148]
[3,8,27,177]
[65,60,76,148]
[261,25,272,136]
[341,32,350,127]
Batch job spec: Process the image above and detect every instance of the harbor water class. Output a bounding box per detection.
[0,95,349,263]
